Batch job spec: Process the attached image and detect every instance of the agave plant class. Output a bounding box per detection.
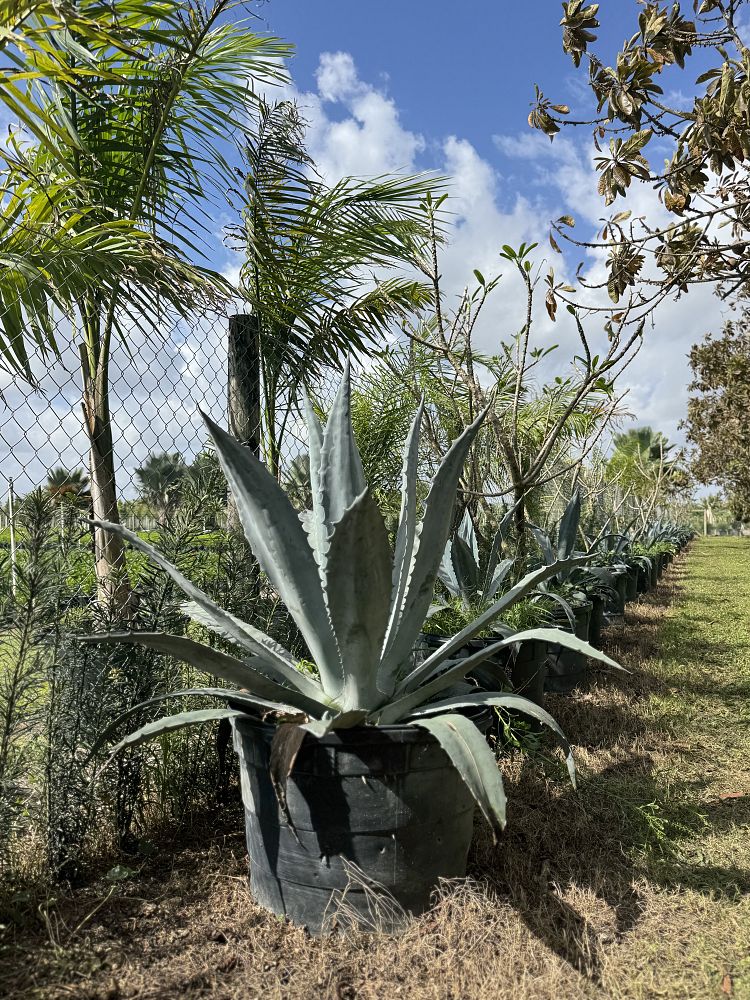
[527,490,619,622]
[528,490,582,572]
[637,519,689,552]
[87,367,622,834]
[429,506,523,636]
[438,508,515,611]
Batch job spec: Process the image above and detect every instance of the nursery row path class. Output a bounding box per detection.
[537,534,750,999]
[4,536,750,1000]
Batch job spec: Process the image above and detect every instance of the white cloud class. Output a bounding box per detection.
[292,52,424,178]
[316,51,361,103]
[2,50,726,497]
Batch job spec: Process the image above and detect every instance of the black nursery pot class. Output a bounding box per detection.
[605,570,628,620]
[650,552,661,589]
[416,632,511,679]
[509,639,547,706]
[232,715,483,934]
[588,593,605,649]
[637,562,651,595]
[544,600,592,694]
[625,564,640,602]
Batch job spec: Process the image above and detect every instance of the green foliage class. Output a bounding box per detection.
[0,492,61,873]
[607,426,682,498]
[134,453,188,522]
[424,597,548,638]
[685,311,750,521]
[233,98,440,473]
[0,0,291,376]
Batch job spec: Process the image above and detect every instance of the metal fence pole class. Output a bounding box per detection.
[8,478,17,599]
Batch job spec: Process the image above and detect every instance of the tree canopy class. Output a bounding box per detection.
[534,1,750,322]
[684,309,750,519]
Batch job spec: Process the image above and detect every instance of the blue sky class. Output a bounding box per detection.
[234,1,727,451]
[259,1,637,164]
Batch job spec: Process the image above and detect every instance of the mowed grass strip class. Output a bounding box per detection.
[2,537,750,1000]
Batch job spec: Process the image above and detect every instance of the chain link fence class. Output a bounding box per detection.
[0,303,339,518]
[0,295,352,876]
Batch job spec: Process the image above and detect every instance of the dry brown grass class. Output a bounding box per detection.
[2,539,750,1000]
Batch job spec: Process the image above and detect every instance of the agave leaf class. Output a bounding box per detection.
[458,509,478,564]
[90,687,296,759]
[89,519,323,700]
[202,413,343,698]
[377,405,490,688]
[319,360,366,529]
[385,399,424,658]
[403,692,576,787]
[300,709,368,738]
[409,713,506,839]
[528,523,555,566]
[301,391,329,574]
[107,709,244,758]
[437,541,461,598]
[480,502,519,603]
[381,616,627,723]
[532,590,576,629]
[558,490,581,560]
[324,490,393,710]
[80,631,330,717]
[377,638,511,723]
[485,558,515,600]
[499,627,628,672]
[451,534,479,600]
[179,600,328,703]
[270,722,307,834]
[496,503,518,542]
[595,531,629,553]
[398,556,592,695]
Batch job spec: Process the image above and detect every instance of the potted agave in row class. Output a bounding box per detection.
[88,370,622,934]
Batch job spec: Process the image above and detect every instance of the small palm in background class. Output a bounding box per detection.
[45,468,90,502]
[134,453,187,524]
[44,467,91,542]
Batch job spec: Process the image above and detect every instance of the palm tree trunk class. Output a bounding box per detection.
[79,308,131,613]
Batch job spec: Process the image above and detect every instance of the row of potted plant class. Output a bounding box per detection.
[84,371,692,934]
[419,495,691,703]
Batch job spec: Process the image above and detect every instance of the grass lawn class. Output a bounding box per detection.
[2,537,750,999]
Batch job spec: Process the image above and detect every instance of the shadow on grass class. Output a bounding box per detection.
[469,751,750,982]
[472,546,750,981]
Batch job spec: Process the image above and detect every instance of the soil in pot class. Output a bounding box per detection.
[233,715,485,934]
[544,601,592,694]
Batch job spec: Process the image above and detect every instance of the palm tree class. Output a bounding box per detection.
[607,427,678,491]
[234,99,440,476]
[45,467,91,541]
[134,453,187,523]
[0,2,289,607]
[45,468,90,502]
